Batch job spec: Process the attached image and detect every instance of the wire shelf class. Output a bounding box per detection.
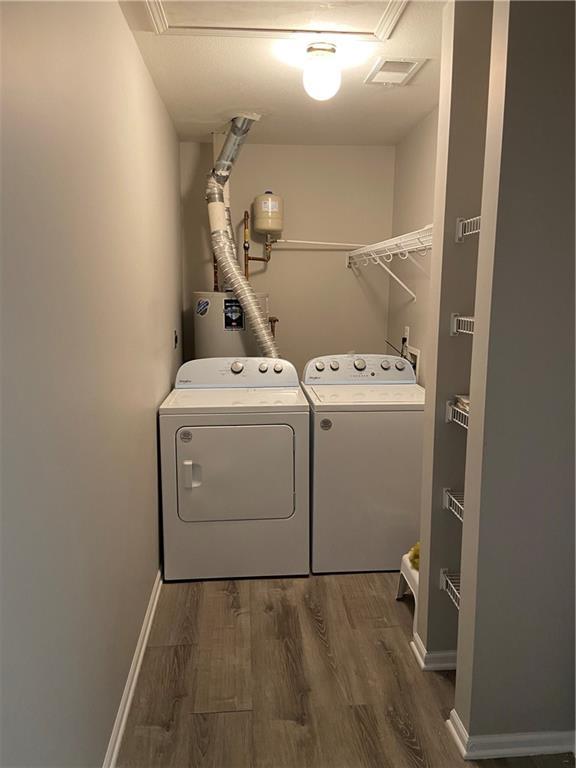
[346,225,433,302]
[455,216,481,242]
[347,225,433,268]
[446,401,469,430]
[440,569,461,610]
[450,314,475,335]
[443,489,464,522]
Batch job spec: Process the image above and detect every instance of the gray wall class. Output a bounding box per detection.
[389,108,439,387]
[455,0,575,737]
[416,0,492,656]
[0,3,181,766]
[180,142,395,373]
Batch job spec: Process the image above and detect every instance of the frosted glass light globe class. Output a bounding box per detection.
[303,44,341,101]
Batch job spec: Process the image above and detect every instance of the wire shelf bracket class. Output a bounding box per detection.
[455,216,481,243]
[346,224,433,302]
[446,401,469,430]
[443,488,464,522]
[440,569,461,610]
[450,313,475,336]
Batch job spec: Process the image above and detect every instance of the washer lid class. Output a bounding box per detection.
[303,383,425,411]
[160,386,309,414]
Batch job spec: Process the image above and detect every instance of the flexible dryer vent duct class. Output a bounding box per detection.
[206,115,279,358]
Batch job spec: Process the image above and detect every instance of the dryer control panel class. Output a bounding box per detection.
[176,357,299,388]
[303,354,416,385]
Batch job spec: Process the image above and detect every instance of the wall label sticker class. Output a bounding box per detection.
[224,298,245,331]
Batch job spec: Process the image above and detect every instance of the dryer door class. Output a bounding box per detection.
[176,424,295,522]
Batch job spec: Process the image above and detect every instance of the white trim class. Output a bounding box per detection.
[145,0,169,34]
[447,709,575,760]
[374,1,409,41]
[145,0,407,41]
[410,632,457,671]
[102,571,162,768]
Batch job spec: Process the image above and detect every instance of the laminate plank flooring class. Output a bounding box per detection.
[118,574,574,768]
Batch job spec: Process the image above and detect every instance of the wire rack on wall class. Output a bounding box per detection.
[346,224,433,302]
[443,489,464,522]
[440,569,461,610]
[446,401,470,430]
[450,314,475,335]
[455,215,481,242]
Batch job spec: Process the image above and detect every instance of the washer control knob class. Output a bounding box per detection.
[354,358,367,371]
[258,362,269,373]
[395,360,406,370]
[315,361,325,372]
[330,360,340,371]
[273,362,284,374]
[381,359,391,370]
[231,360,244,374]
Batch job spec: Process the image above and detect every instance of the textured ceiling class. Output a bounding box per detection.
[127,1,443,145]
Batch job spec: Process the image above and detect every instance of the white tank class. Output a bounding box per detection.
[253,191,283,235]
[192,291,270,358]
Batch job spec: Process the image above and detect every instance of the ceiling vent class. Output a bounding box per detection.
[364,57,426,87]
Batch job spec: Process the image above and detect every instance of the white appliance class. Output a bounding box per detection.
[159,357,309,581]
[301,354,425,573]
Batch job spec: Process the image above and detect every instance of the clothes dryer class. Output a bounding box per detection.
[159,357,309,580]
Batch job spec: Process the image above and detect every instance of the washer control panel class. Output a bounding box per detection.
[303,354,416,385]
[176,358,299,388]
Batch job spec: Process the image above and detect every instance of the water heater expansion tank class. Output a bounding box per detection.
[253,191,284,235]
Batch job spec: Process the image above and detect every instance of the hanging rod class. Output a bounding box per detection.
[274,238,365,249]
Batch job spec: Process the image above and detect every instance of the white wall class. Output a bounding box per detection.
[389,108,439,385]
[0,3,181,766]
[181,142,395,373]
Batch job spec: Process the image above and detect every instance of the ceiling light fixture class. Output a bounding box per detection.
[302,43,341,101]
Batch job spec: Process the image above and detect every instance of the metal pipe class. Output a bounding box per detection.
[206,115,279,357]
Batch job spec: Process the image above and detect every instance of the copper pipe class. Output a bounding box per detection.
[243,210,250,278]
[212,256,219,292]
[269,316,279,339]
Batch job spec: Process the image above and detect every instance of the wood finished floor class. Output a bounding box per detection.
[118,573,574,768]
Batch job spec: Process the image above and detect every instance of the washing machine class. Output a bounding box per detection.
[301,354,425,574]
[159,357,309,581]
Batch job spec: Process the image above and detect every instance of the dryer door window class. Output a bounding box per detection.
[176,424,295,522]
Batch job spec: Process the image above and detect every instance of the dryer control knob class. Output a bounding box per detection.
[231,360,244,374]
[273,362,284,373]
[330,360,340,371]
[381,360,391,370]
[258,362,269,373]
[315,361,325,371]
[354,358,367,371]
[395,360,406,370]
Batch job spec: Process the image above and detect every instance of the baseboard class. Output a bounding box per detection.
[102,571,162,768]
[410,632,457,671]
[447,708,575,760]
